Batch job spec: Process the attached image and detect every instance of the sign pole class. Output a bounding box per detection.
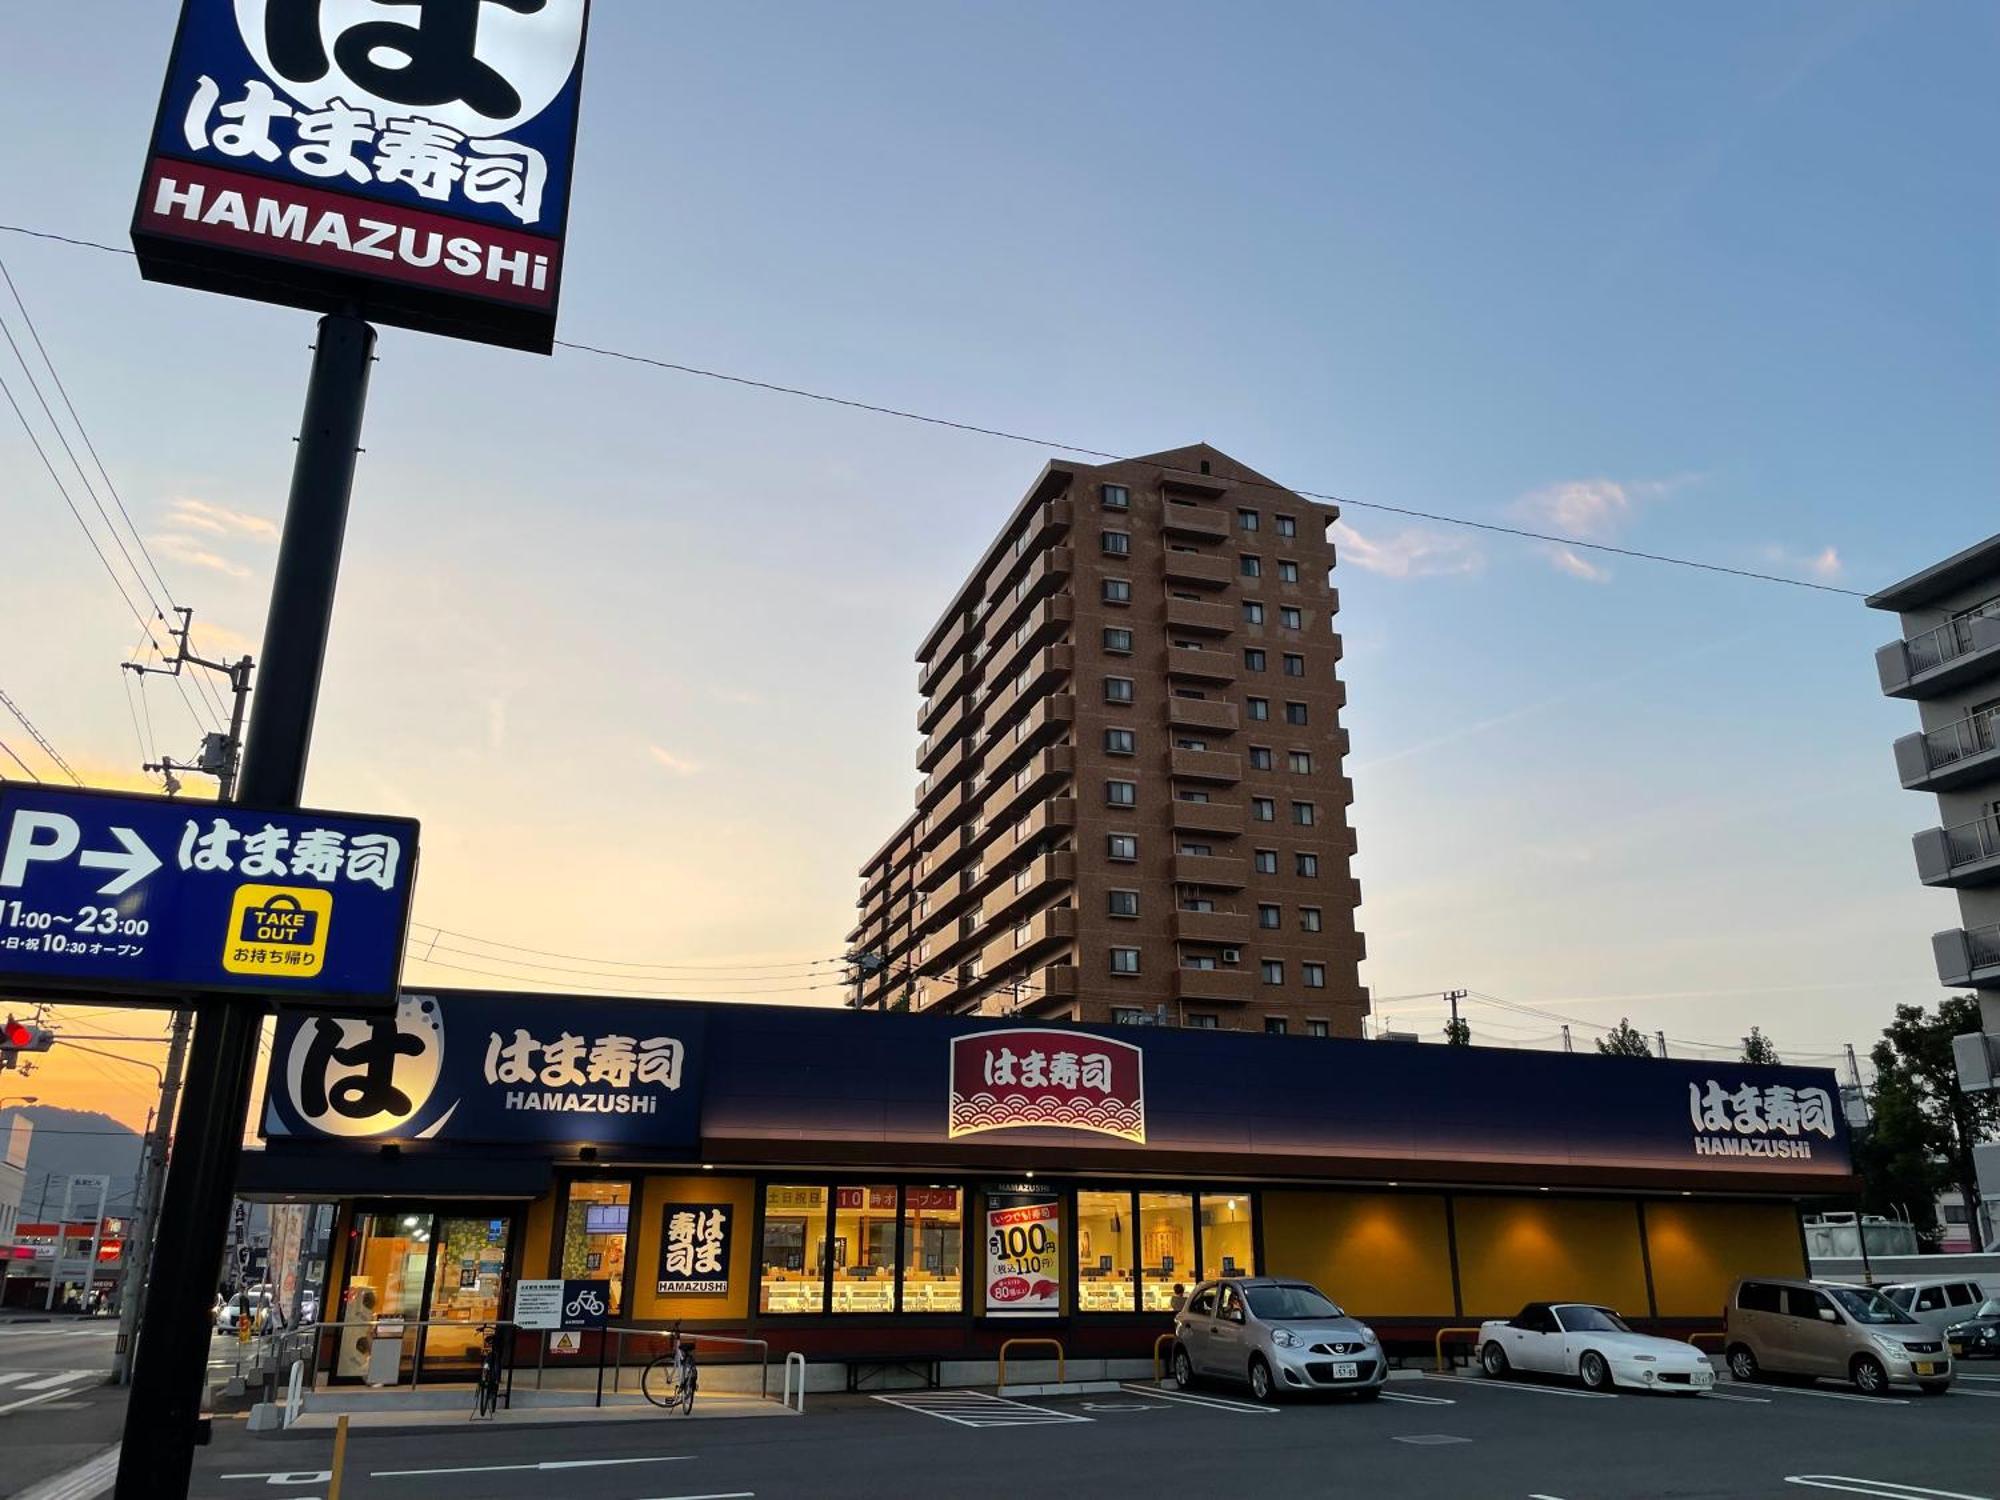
[115,312,376,1500]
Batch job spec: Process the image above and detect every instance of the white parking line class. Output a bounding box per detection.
[1116,1382,1278,1414]
[1785,1479,1994,1499]
[628,1493,754,1500]
[0,1384,89,1417]
[1379,1391,1457,1406]
[16,1371,91,1391]
[1728,1383,1908,1407]
[872,1392,1090,1428]
[1423,1375,1614,1400]
[1702,1391,1773,1403]
[371,1457,696,1478]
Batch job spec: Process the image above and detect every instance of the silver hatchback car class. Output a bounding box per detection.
[1171,1277,1388,1401]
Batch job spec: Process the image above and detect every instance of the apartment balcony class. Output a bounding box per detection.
[1162,502,1230,542]
[977,794,1077,859]
[981,904,1078,978]
[987,497,1076,604]
[917,653,977,734]
[917,778,969,838]
[1163,549,1234,589]
[1878,611,2000,699]
[980,745,1076,831]
[919,609,977,694]
[1165,643,1235,685]
[1170,748,1242,785]
[1915,816,2000,888]
[1174,966,1253,1004]
[984,692,1075,764]
[980,851,1078,931]
[1171,799,1245,837]
[1173,909,1251,945]
[915,737,973,812]
[1167,696,1239,734]
[1894,709,2000,793]
[918,825,981,893]
[1933,922,2000,988]
[983,595,1074,688]
[985,546,1074,641]
[983,645,1075,729]
[917,701,972,773]
[1038,964,1079,1002]
[1165,598,1235,636]
[1172,852,1247,889]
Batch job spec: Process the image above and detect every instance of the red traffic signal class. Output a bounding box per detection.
[1,1018,52,1052]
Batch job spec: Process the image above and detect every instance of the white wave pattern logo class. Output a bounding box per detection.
[949,1090,1145,1143]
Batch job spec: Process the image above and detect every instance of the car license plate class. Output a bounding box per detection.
[1949,1343,1964,1356]
[1330,1362,1358,1380]
[1913,1361,1936,1376]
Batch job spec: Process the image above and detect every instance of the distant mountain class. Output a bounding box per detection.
[0,1106,143,1222]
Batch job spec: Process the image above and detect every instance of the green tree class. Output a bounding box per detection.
[1740,1027,1781,1066]
[1443,1016,1471,1047]
[1596,1017,1653,1058]
[1865,996,1999,1246]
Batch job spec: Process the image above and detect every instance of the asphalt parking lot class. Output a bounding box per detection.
[181,1366,2000,1500]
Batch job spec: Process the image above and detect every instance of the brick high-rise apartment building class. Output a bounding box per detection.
[847,444,1367,1035]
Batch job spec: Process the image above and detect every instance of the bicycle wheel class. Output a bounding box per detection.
[679,1364,696,1415]
[641,1354,680,1409]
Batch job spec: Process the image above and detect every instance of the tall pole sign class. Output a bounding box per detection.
[118,6,590,1495]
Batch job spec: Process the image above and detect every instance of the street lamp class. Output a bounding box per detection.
[0,1096,37,1109]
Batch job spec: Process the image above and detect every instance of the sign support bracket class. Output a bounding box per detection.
[115,312,376,1500]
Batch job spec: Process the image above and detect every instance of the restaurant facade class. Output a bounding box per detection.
[244,990,1858,1381]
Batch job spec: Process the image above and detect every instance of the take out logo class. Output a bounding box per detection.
[948,1028,1145,1144]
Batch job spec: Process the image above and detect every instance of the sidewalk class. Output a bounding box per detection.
[276,1389,793,1431]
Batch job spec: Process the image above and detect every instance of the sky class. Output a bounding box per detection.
[1,1,1995,1132]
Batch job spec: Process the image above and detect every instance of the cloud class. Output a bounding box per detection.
[1761,544,1843,581]
[1510,478,1639,540]
[1331,520,1482,580]
[646,744,702,776]
[164,497,277,540]
[151,531,250,578]
[1545,546,1610,583]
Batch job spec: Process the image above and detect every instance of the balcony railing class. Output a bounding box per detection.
[1163,550,1234,589]
[1935,922,2000,987]
[1947,816,2000,868]
[1895,708,2000,790]
[1906,609,2000,674]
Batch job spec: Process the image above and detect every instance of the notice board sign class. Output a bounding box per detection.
[0,785,416,1006]
[132,0,592,353]
[512,1277,562,1331]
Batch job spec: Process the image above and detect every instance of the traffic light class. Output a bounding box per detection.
[0,1016,53,1071]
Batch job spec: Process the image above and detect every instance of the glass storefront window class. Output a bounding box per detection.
[900,1187,963,1313]
[1076,1190,1135,1311]
[1201,1193,1255,1279]
[759,1185,826,1314]
[830,1186,899,1313]
[1138,1191,1195,1312]
[561,1182,630,1316]
[423,1215,512,1369]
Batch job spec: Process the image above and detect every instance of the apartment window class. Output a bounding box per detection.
[1280,606,1303,630]
[1237,508,1259,531]
[1105,728,1136,756]
[1241,555,1262,578]
[1300,906,1323,933]
[1244,648,1266,672]
[1108,890,1139,918]
[1306,1018,1329,1037]
[1014,920,1031,949]
[1243,601,1265,625]
[1103,578,1132,605]
[1289,750,1313,774]
[1303,963,1327,988]
[1261,960,1284,984]
[1179,841,1213,856]
[1249,746,1273,770]
[1178,789,1211,803]
[1291,801,1316,826]
[1104,677,1134,704]
[1276,515,1297,538]
[1279,561,1299,583]
[1107,779,1137,807]
[1188,1014,1219,1029]
[1251,797,1275,822]
[1108,834,1138,861]
[1101,530,1131,557]
[1013,865,1033,893]
[1175,737,1208,751]
[1257,904,1281,930]
[1102,483,1130,510]
[1282,653,1305,677]
[1265,1017,1289,1035]
[1285,702,1308,725]
[1296,852,1319,877]
[1184,954,1218,970]
[1103,627,1132,654]
[1111,1006,1144,1025]
[1247,697,1270,721]
[1110,947,1141,975]
[1253,849,1278,875]
[1182,896,1216,912]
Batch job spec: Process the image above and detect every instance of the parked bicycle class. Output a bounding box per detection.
[642,1325,698,1414]
[473,1326,504,1419]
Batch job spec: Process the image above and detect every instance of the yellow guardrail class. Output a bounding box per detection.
[1435,1325,1483,1372]
[1686,1331,1726,1351]
[1153,1332,1177,1382]
[997,1337,1065,1390]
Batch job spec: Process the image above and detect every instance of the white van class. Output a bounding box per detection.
[1877,1277,1989,1334]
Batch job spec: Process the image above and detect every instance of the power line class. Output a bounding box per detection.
[404,948,854,1000]
[409,922,846,973]
[0,686,82,785]
[0,222,1863,601]
[0,734,43,782]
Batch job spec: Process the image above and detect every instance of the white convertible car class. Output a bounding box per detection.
[1478,1302,1716,1393]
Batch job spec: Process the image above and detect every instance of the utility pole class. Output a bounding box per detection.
[118,312,375,1500]
[1656,1030,1669,1059]
[1442,989,1469,1045]
[126,606,255,801]
[113,1008,189,1383]
[1561,1025,1573,1054]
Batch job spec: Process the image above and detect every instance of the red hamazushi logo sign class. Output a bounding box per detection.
[948,1028,1145,1144]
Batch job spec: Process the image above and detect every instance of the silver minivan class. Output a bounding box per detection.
[1876,1277,1989,1336]
[1725,1277,1953,1396]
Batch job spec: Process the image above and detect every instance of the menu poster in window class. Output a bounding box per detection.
[985,1191,1061,1318]
[656,1203,731,1296]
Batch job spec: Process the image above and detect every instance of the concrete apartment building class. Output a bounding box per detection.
[848,444,1367,1035]
[1868,532,2000,1240]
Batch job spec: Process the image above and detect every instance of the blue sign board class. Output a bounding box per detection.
[132,0,592,353]
[0,785,416,1005]
[561,1278,610,1330]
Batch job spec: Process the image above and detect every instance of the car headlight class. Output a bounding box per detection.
[1868,1334,1907,1357]
[1272,1328,1300,1348]
[1357,1325,1378,1345]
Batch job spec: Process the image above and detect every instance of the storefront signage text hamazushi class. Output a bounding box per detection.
[483,1029,684,1113]
[1688,1080,1837,1159]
